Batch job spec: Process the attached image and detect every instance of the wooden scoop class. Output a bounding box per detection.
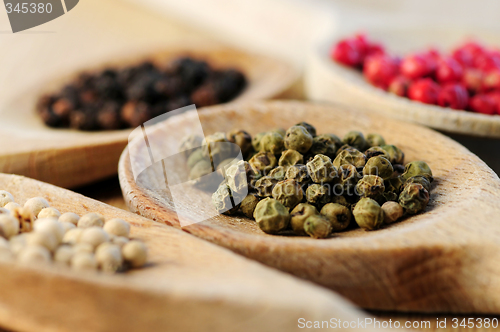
[0,173,377,332]
[119,100,500,314]
[0,44,298,189]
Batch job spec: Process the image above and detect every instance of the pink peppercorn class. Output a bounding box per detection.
[408,78,441,105]
[437,83,469,110]
[388,76,410,97]
[400,53,435,79]
[363,54,399,89]
[462,68,484,93]
[469,94,496,115]
[482,70,500,91]
[487,92,500,114]
[331,38,366,67]
[436,57,463,84]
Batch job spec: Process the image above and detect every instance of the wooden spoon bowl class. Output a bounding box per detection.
[0,43,297,189]
[0,172,369,332]
[119,100,500,314]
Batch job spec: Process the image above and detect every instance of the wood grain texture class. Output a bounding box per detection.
[305,26,500,138]
[119,100,500,314]
[0,172,383,332]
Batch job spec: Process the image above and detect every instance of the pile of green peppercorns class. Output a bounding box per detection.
[180,122,433,239]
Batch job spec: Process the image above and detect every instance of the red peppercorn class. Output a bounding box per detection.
[482,70,500,91]
[388,76,410,97]
[400,53,435,79]
[331,38,365,67]
[462,68,484,93]
[437,83,469,110]
[469,94,496,115]
[487,92,500,114]
[363,54,399,89]
[436,57,463,84]
[408,78,441,104]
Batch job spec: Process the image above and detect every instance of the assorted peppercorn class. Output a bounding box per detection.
[181,122,435,238]
[37,57,247,130]
[0,191,148,273]
[331,33,500,115]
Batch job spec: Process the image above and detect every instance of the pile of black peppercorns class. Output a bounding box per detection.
[37,57,247,131]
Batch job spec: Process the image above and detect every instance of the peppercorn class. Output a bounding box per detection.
[71,252,98,271]
[59,212,80,226]
[306,184,330,207]
[272,179,303,210]
[278,150,304,168]
[253,198,290,234]
[285,164,309,185]
[385,176,404,194]
[0,215,20,239]
[268,166,287,181]
[363,156,394,180]
[0,191,14,207]
[112,236,129,248]
[63,228,84,244]
[403,175,431,192]
[308,134,337,159]
[78,213,105,228]
[306,154,337,183]
[4,202,20,211]
[342,131,368,151]
[252,132,266,151]
[284,126,313,154]
[227,130,253,157]
[401,161,433,182]
[339,164,361,193]
[331,195,351,208]
[364,146,390,160]
[24,197,50,217]
[260,132,285,155]
[381,201,404,224]
[60,222,76,234]
[10,207,33,232]
[320,203,351,231]
[399,183,430,214]
[38,207,61,219]
[18,245,51,264]
[254,176,277,197]
[189,160,213,181]
[212,183,240,215]
[326,134,343,150]
[34,218,65,242]
[304,215,332,239]
[225,161,251,194]
[79,227,110,249]
[201,132,234,166]
[26,231,58,252]
[122,240,148,268]
[240,194,260,218]
[187,149,205,169]
[290,203,319,235]
[96,243,123,273]
[295,122,316,137]
[366,133,386,147]
[103,218,131,238]
[54,245,74,265]
[381,145,405,165]
[249,152,277,174]
[356,175,385,199]
[353,197,384,230]
[333,148,366,169]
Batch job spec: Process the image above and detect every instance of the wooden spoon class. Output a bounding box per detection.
[0,43,298,189]
[0,172,377,332]
[119,100,500,314]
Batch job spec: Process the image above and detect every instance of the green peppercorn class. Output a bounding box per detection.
[278,149,303,168]
[381,145,405,165]
[285,164,310,186]
[217,158,238,173]
[381,201,404,224]
[399,183,429,214]
[253,198,290,234]
[353,197,384,230]
[309,134,337,159]
[333,148,366,169]
[320,203,351,231]
[304,215,332,239]
[363,156,394,180]
[179,134,203,159]
[252,132,266,152]
[365,146,391,160]
[254,176,277,197]
[202,132,234,165]
[401,161,433,182]
[356,175,385,199]
[326,133,343,150]
[385,176,404,194]
[306,184,330,207]
[225,160,251,194]
[306,154,337,183]
[366,133,386,147]
[261,132,285,155]
[187,148,204,169]
[290,203,319,235]
[268,166,287,181]
[339,164,361,193]
[284,126,313,153]
[270,128,287,137]
[212,183,240,215]
[295,122,316,137]
[331,195,351,208]
[189,160,213,181]
[403,175,431,192]
[342,131,368,151]
[227,130,253,157]
[241,194,260,218]
[249,152,277,174]
[272,179,303,210]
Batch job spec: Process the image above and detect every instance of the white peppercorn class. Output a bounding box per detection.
[3,202,20,211]
[9,234,27,256]
[103,218,130,238]
[0,214,20,239]
[18,245,51,264]
[73,243,94,254]
[96,243,123,273]
[79,227,109,248]
[122,240,148,268]
[59,212,80,226]
[38,207,61,219]
[71,252,97,271]
[34,218,65,242]
[62,228,84,245]
[24,197,50,217]
[112,236,129,248]
[10,207,34,233]
[54,245,74,265]
[0,191,14,207]
[26,232,58,252]
[60,222,76,233]
[77,213,105,228]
